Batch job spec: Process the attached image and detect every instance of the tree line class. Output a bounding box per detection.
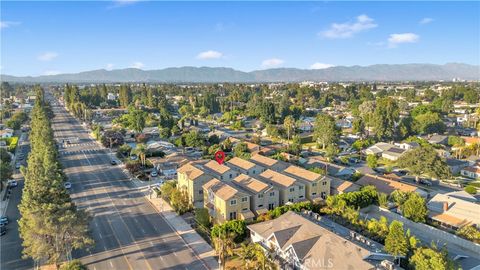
[18,87,93,269]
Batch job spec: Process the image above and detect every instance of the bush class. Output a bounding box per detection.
[464,185,477,195]
[60,260,87,270]
[195,208,211,229]
[1,137,19,152]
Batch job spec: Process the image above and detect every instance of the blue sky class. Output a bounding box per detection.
[1,1,479,76]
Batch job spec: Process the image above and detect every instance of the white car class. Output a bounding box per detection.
[64,182,72,189]
[7,180,17,187]
[150,171,158,177]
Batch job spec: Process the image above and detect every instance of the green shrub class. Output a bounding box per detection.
[464,185,477,195]
[211,220,247,243]
[60,260,87,270]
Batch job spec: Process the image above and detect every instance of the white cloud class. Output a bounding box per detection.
[131,62,144,69]
[37,52,58,61]
[261,58,284,68]
[419,18,434,24]
[0,21,20,29]
[196,50,223,60]
[43,70,61,76]
[388,33,419,47]
[310,63,334,69]
[106,63,114,70]
[321,14,377,39]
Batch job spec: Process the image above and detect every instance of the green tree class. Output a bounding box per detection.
[384,220,408,260]
[212,230,235,270]
[128,109,146,133]
[194,208,211,229]
[414,112,446,135]
[60,260,87,270]
[410,246,455,270]
[283,115,295,142]
[313,114,339,149]
[118,85,132,108]
[372,97,399,140]
[456,225,480,243]
[0,161,12,191]
[397,146,450,181]
[132,143,147,167]
[401,193,428,223]
[366,154,378,168]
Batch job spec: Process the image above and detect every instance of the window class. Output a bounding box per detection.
[268,203,275,210]
[288,198,294,202]
[312,182,317,187]
[199,190,203,194]
[229,212,237,220]
[258,194,264,198]
[241,197,248,202]
[289,188,295,192]
[321,192,326,199]
[253,170,256,174]
[229,174,233,179]
[299,195,304,199]
[269,192,275,197]
[220,176,223,180]
[322,181,327,186]
[230,199,237,206]
[299,186,304,190]
[242,208,248,211]
[312,192,317,196]
[258,204,264,208]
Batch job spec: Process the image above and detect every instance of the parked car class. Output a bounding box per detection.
[110,160,117,165]
[419,179,432,186]
[7,180,17,187]
[64,182,72,189]
[0,225,6,236]
[150,170,158,177]
[130,155,138,161]
[15,163,21,169]
[0,216,9,226]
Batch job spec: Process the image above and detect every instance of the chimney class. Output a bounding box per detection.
[443,202,448,212]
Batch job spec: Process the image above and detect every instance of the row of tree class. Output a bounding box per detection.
[18,87,93,269]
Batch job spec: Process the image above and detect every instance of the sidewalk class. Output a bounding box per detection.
[146,195,219,270]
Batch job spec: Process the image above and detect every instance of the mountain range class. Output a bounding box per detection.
[1,63,479,83]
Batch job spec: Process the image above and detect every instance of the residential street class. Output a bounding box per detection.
[48,96,215,270]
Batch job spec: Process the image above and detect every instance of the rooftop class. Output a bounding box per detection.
[203,178,245,201]
[227,157,256,170]
[356,174,419,194]
[283,165,322,182]
[233,174,270,194]
[259,169,297,188]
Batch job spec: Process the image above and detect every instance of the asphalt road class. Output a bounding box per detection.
[0,135,34,270]
[4,95,209,270]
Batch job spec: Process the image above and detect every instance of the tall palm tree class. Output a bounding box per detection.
[213,230,236,270]
[252,243,277,270]
[238,243,254,269]
[133,143,147,167]
[283,115,295,143]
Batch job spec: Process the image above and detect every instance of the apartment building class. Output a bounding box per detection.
[203,160,237,181]
[225,157,265,176]
[232,174,279,215]
[258,169,306,205]
[282,165,330,201]
[177,161,214,206]
[203,178,255,223]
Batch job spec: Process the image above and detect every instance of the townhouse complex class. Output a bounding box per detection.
[177,154,331,223]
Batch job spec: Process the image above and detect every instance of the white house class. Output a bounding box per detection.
[0,128,14,138]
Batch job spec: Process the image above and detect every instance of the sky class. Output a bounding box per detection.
[1,1,479,76]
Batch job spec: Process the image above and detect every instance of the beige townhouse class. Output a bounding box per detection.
[282,165,330,201]
[203,178,255,223]
[249,153,290,172]
[258,169,306,205]
[225,157,265,176]
[232,174,279,216]
[177,161,214,207]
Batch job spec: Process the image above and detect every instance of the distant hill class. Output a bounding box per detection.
[1,63,479,83]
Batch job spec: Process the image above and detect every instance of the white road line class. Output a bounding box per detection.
[109,261,114,268]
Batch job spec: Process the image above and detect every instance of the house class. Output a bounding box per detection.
[249,154,290,172]
[365,142,395,156]
[225,157,264,176]
[356,174,428,197]
[232,174,279,215]
[0,128,14,138]
[427,193,480,229]
[443,190,478,203]
[460,163,480,179]
[281,165,330,201]
[107,92,117,101]
[446,158,469,175]
[177,161,214,207]
[395,141,420,150]
[428,135,448,145]
[329,177,361,195]
[297,117,315,132]
[381,147,406,161]
[303,157,357,179]
[336,118,352,129]
[248,211,384,270]
[203,178,255,223]
[258,169,306,205]
[463,136,480,146]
